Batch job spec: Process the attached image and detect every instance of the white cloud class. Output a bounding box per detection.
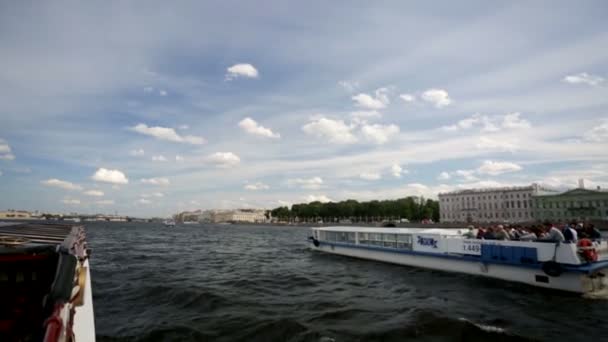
[62,198,81,205]
[96,200,115,205]
[360,123,400,144]
[302,117,357,144]
[207,152,240,168]
[438,171,451,180]
[421,88,451,108]
[83,189,104,197]
[244,182,270,190]
[141,192,164,198]
[143,86,154,93]
[352,87,390,110]
[159,90,167,96]
[177,124,189,130]
[391,164,406,178]
[137,198,152,204]
[130,123,206,145]
[352,93,385,110]
[129,148,145,156]
[477,160,522,175]
[226,63,259,80]
[501,112,531,129]
[92,168,129,184]
[0,140,15,160]
[288,177,323,190]
[350,111,381,120]
[277,200,292,208]
[399,94,416,103]
[0,143,11,154]
[406,183,429,192]
[563,72,604,86]
[175,155,184,162]
[480,116,500,132]
[140,177,170,186]
[238,117,280,138]
[152,155,168,162]
[0,154,15,160]
[305,194,333,203]
[359,172,381,180]
[444,161,522,182]
[442,114,481,131]
[338,80,359,92]
[443,113,531,133]
[585,119,608,142]
[455,170,478,181]
[476,136,519,152]
[41,178,83,191]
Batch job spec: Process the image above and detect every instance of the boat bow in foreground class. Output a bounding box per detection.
[0,222,95,341]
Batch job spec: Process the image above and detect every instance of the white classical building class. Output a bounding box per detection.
[438,184,556,223]
[199,209,267,223]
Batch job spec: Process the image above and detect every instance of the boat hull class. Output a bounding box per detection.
[311,241,608,294]
[73,258,96,341]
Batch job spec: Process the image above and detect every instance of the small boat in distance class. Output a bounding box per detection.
[0,222,95,341]
[163,219,176,227]
[308,226,608,295]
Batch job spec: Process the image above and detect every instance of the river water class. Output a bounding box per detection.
[89,222,607,341]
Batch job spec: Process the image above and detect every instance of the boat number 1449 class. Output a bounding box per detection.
[462,241,481,254]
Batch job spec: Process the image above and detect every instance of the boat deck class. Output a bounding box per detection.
[0,222,75,243]
[0,222,87,260]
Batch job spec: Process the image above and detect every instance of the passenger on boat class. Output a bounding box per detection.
[494,225,510,240]
[574,222,585,237]
[562,223,578,243]
[476,227,486,239]
[509,225,522,240]
[583,224,602,240]
[483,226,496,240]
[539,222,565,242]
[463,225,476,238]
[518,230,537,241]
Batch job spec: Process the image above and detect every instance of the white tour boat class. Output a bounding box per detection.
[308,226,608,295]
[0,222,95,341]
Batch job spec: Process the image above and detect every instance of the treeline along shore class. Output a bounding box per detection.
[270,197,439,223]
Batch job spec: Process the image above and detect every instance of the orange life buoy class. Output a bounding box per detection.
[577,238,598,262]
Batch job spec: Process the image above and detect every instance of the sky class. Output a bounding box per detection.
[1,1,607,217]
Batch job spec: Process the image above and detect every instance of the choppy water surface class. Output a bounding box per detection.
[89,222,607,341]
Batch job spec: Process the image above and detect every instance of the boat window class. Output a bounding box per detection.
[326,231,338,241]
[347,232,356,243]
[397,234,413,249]
[369,233,383,246]
[383,234,398,248]
[358,232,369,244]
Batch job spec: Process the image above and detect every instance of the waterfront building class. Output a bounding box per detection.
[438,184,556,223]
[532,185,608,222]
[0,210,33,220]
[174,210,202,223]
[197,209,268,223]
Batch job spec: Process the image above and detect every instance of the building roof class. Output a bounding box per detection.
[438,184,555,196]
[534,188,608,198]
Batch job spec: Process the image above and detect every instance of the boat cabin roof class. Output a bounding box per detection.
[0,222,83,253]
[313,226,467,235]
